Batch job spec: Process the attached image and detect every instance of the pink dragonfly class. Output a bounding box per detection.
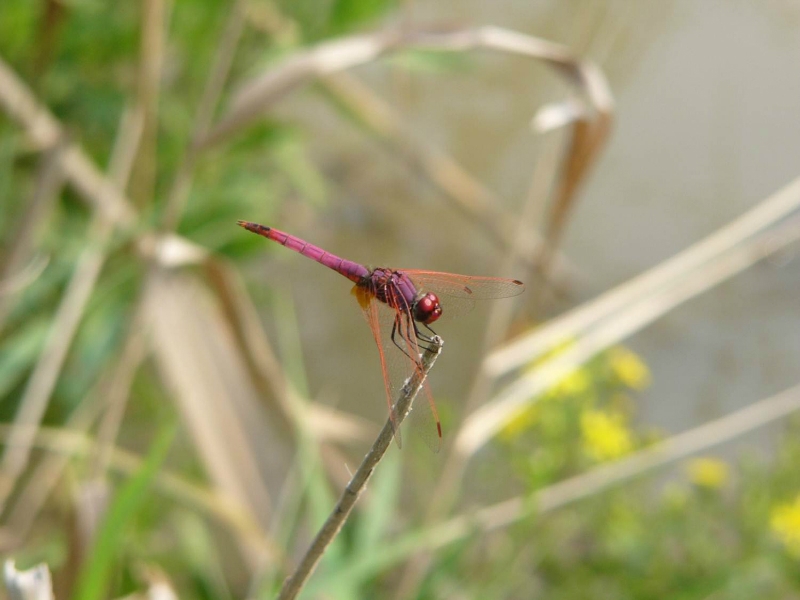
[238,221,524,450]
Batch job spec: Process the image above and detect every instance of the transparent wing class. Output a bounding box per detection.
[354,285,403,447]
[401,270,524,321]
[401,270,525,299]
[352,284,442,452]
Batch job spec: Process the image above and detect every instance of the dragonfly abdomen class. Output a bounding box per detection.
[237,221,369,283]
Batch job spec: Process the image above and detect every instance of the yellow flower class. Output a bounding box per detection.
[608,347,651,390]
[770,495,800,557]
[551,367,592,398]
[499,404,540,440]
[581,409,633,461]
[685,457,729,489]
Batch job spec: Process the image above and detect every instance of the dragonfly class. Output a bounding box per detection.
[238,221,524,450]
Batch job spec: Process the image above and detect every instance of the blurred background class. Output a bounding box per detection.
[2,0,800,598]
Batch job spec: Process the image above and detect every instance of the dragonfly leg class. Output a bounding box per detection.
[390,316,417,363]
[412,321,437,349]
[405,315,423,351]
[408,322,435,354]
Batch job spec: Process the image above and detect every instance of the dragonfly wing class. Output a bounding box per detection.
[381,283,442,452]
[402,270,525,299]
[354,285,403,448]
[402,270,524,321]
[353,284,442,452]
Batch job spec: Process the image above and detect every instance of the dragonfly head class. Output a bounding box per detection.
[413,292,442,324]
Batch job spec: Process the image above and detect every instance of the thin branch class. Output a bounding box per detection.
[276,336,444,600]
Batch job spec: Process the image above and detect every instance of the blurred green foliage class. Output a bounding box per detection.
[74,423,177,600]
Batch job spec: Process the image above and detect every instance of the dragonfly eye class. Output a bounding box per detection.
[413,293,442,324]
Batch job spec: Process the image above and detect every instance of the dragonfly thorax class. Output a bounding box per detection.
[413,292,442,324]
[365,268,442,324]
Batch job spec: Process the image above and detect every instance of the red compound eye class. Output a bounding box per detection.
[413,293,442,324]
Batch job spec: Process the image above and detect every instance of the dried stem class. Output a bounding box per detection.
[200,25,611,148]
[458,214,800,456]
[276,336,444,600]
[197,24,611,280]
[0,100,143,521]
[486,173,800,378]
[319,72,576,288]
[0,215,113,515]
[128,0,166,207]
[0,58,136,225]
[0,424,277,559]
[0,137,66,333]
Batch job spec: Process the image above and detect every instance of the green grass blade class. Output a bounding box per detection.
[72,422,177,600]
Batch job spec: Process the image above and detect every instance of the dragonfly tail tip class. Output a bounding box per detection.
[237,220,271,235]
